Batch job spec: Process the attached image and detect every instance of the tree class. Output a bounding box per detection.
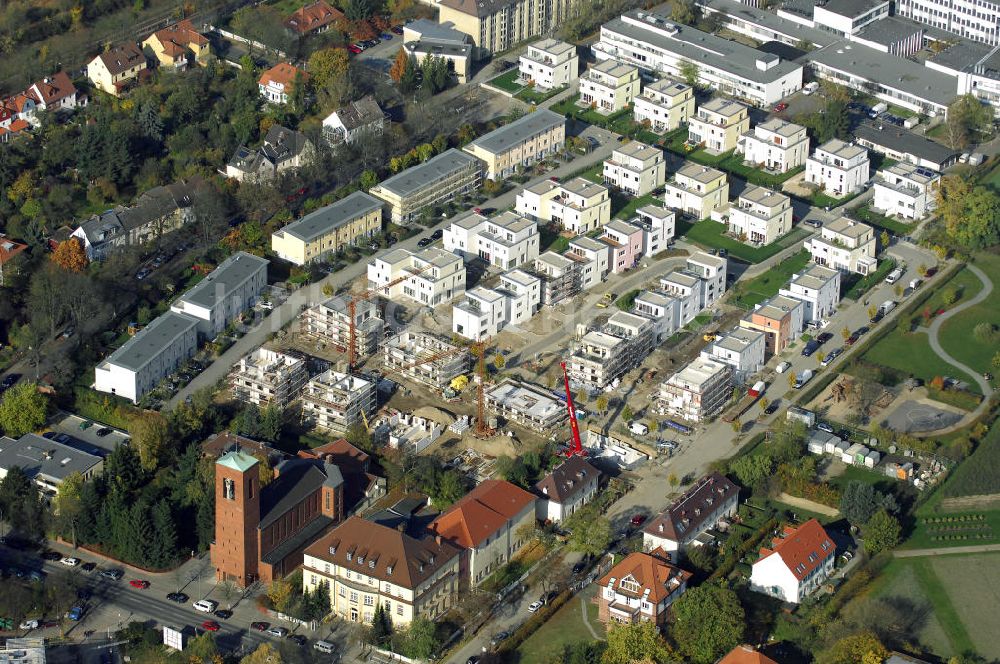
[679,61,700,87]
[494,352,506,371]
[788,372,797,390]
[993,350,1000,369]
[308,47,350,89]
[368,602,392,646]
[917,263,928,277]
[51,239,88,272]
[862,509,901,555]
[128,411,171,471]
[816,631,888,664]
[53,471,84,544]
[670,0,698,24]
[839,481,897,527]
[935,176,1000,250]
[867,305,878,320]
[730,454,773,489]
[402,617,439,659]
[945,94,993,149]
[622,405,634,422]
[0,382,48,437]
[942,287,959,306]
[267,577,293,613]
[668,473,679,487]
[802,99,850,142]
[240,643,283,664]
[185,631,218,661]
[359,169,379,191]
[568,511,613,557]
[758,397,769,414]
[595,395,609,416]
[345,0,377,20]
[841,326,852,341]
[880,230,890,250]
[602,620,675,664]
[670,583,745,663]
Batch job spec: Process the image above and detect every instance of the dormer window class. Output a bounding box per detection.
[329,546,337,555]
[369,560,376,569]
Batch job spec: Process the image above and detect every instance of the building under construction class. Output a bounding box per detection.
[532,251,582,306]
[568,311,655,388]
[300,369,376,433]
[301,297,385,360]
[383,332,470,389]
[486,380,567,432]
[229,348,309,410]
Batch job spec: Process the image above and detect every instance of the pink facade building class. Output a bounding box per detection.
[601,219,644,273]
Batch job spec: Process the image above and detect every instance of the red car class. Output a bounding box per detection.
[845,333,859,346]
[348,44,362,54]
[630,514,647,526]
[773,102,788,113]
[129,579,150,589]
[201,620,220,632]
[251,622,269,632]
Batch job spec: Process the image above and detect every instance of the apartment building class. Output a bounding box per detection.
[565,236,611,290]
[603,141,666,196]
[779,264,842,323]
[633,78,695,133]
[463,110,565,180]
[687,98,750,153]
[596,549,691,626]
[443,210,539,269]
[383,332,468,388]
[437,0,581,53]
[170,252,269,339]
[658,357,733,423]
[804,217,878,275]
[805,139,870,197]
[258,63,309,105]
[853,122,959,172]
[568,312,655,388]
[633,204,676,256]
[302,297,383,360]
[402,21,475,84]
[663,163,730,219]
[601,219,644,273]
[722,186,793,246]
[497,269,542,325]
[642,472,739,555]
[535,456,602,522]
[519,38,578,90]
[230,348,309,410]
[429,480,537,588]
[659,251,728,325]
[750,519,835,604]
[516,177,611,234]
[271,191,382,265]
[899,0,1000,44]
[486,380,567,431]
[700,328,766,383]
[370,149,483,224]
[737,118,809,173]
[533,252,581,305]
[452,287,507,341]
[579,60,641,113]
[300,370,376,434]
[368,247,466,307]
[303,516,461,625]
[739,294,805,355]
[872,162,940,221]
[593,10,803,106]
[633,290,680,342]
[87,42,147,96]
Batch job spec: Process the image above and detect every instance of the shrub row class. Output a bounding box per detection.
[930,533,995,541]
[921,514,987,524]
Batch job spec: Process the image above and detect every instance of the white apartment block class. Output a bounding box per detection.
[519,38,578,90]
[368,247,466,307]
[663,163,729,219]
[700,328,766,384]
[302,297,383,360]
[633,204,676,256]
[569,312,655,388]
[516,177,611,234]
[813,0,890,36]
[230,348,309,410]
[300,370,376,433]
[170,252,269,339]
[805,139,871,197]
[633,290,680,343]
[659,251,727,325]
[723,186,792,246]
[497,269,542,325]
[593,10,803,107]
[779,264,842,323]
[805,217,878,275]
[737,118,809,173]
[579,59,641,113]
[443,210,539,270]
[899,0,1000,45]
[533,252,581,305]
[603,141,666,196]
[658,357,733,422]
[452,287,507,341]
[872,162,940,221]
[633,78,695,133]
[383,332,469,388]
[565,236,611,290]
[687,98,751,153]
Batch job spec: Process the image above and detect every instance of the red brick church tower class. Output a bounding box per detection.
[210,450,261,586]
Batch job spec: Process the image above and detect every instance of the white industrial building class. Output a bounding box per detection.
[805,139,871,198]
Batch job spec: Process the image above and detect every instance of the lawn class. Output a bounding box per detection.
[851,203,916,236]
[842,258,896,301]
[516,585,604,664]
[678,220,810,264]
[613,193,660,220]
[487,69,524,94]
[868,558,959,659]
[937,252,1000,380]
[927,553,1000,659]
[732,250,811,308]
[863,327,979,392]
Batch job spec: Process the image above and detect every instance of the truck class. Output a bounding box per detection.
[871,102,888,115]
[794,369,814,389]
[723,381,767,422]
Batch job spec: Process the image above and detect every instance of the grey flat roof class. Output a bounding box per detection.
[854,16,925,46]
[926,40,995,73]
[699,0,837,46]
[178,252,268,310]
[376,149,481,197]
[465,109,565,156]
[852,122,959,164]
[754,117,807,138]
[0,433,102,483]
[676,161,726,184]
[103,311,198,372]
[278,191,383,243]
[816,0,888,18]
[807,41,957,107]
[603,10,803,84]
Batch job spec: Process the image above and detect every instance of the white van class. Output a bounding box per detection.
[629,422,649,436]
[803,82,819,95]
[884,267,904,285]
[314,641,337,654]
[193,600,218,613]
[775,361,791,374]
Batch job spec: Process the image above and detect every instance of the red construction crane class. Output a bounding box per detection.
[343,265,427,372]
[560,361,586,458]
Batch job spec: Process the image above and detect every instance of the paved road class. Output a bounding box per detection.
[895,543,1000,558]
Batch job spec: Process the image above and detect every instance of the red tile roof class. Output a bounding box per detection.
[428,480,536,549]
[597,549,692,605]
[27,71,77,107]
[717,645,780,664]
[284,0,344,34]
[151,20,209,55]
[0,236,28,265]
[259,63,310,90]
[758,518,834,581]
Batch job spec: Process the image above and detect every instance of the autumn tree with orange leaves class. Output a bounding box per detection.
[51,239,88,272]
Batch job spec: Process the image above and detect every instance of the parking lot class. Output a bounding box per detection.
[47,412,130,455]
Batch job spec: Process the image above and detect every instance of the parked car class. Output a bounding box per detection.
[431,229,443,240]
[773,102,788,112]
[817,422,835,433]
[289,634,308,646]
[845,333,859,346]
[817,332,834,344]
[166,593,188,603]
[417,237,433,247]
[19,619,39,630]
[764,401,779,415]
[391,25,404,34]
[821,348,843,367]
[251,622,269,632]
[201,621,220,632]
[214,610,233,620]
[95,427,112,437]
[854,326,870,337]
[193,600,218,613]
[348,44,362,54]
[380,32,393,40]
[572,560,587,574]
[801,339,820,357]
[775,361,791,374]
[1,374,21,390]
[267,626,289,638]
[129,579,150,589]
[100,568,124,580]
[67,606,84,621]
[630,513,647,526]
[60,557,80,567]
[81,562,97,572]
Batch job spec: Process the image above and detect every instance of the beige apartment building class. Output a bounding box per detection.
[633,78,695,133]
[663,163,730,219]
[437,0,580,54]
[229,348,309,410]
[687,98,751,153]
[370,149,483,224]
[603,141,666,196]
[271,191,383,265]
[579,60,641,113]
[737,118,809,173]
[721,185,793,246]
[463,110,565,181]
[515,177,611,235]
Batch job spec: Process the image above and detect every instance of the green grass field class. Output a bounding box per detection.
[613,193,660,221]
[938,253,1000,382]
[516,585,604,664]
[863,328,979,392]
[678,220,810,264]
[732,250,810,308]
[487,69,523,93]
[852,203,916,236]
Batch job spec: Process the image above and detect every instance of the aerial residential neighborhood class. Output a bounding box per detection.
[0,0,998,663]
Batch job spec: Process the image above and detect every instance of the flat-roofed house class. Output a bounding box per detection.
[633,78,695,133]
[738,118,809,173]
[804,216,877,275]
[370,149,483,224]
[519,38,578,90]
[688,97,750,153]
[663,163,729,219]
[579,59,641,113]
[805,138,870,197]
[603,141,666,196]
[271,191,383,265]
[739,294,805,355]
[463,110,565,180]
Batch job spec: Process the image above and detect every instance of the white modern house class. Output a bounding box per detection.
[633,78,695,133]
[368,247,466,306]
[805,139,870,197]
[515,177,612,234]
[720,186,793,246]
[603,141,666,196]
[659,251,728,325]
[565,236,611,290]
[443,210,539,270]
[687,97,750,153]
[663,163,729,219]
[518,38,578,90]
[805,217,877,275]
[750,519,836,604]
[169,252,269,339]
[633,204,676,256]
[872,162,940,221]
[579,59,641,113]
[737,118,809,173]
[779,264,842,323]
[497,269,542,325]
[452,287,507,341]
[700,328,766,383]
[633,290,680,343]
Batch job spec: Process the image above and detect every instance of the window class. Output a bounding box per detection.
[396,604,403,616]
[364,595,374,606]
[223,478,235,501]
[350,592,358,603]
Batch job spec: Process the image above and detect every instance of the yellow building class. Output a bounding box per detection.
[580,60,640,114]
[687,97,751,154]
[370,149,483,224]
[463,109,565,181]
[142,20,210,71]
[271,191,383,265]
[86,42,147,97]
[437,0,580,53]
[664,162,730,219]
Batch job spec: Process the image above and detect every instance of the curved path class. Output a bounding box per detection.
[919,263,995,434]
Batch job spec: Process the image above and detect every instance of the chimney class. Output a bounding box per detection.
[435,534,442,545]
[397,523,406,532]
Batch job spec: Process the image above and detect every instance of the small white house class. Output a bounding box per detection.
[518,38,578,91]
[534,455,602,522]
[872,162,939,221]
[805,139,870,197]
[749,518,835,604]
[778,264,841,323]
